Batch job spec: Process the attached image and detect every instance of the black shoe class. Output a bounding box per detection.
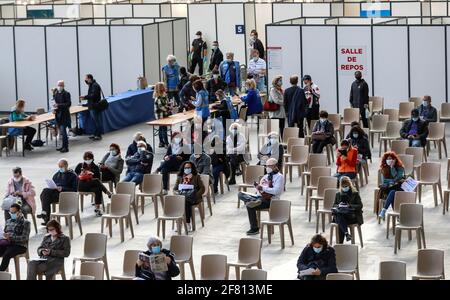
[89,135,96,140]
[24,144,33,151]
[36,213,47,219]
[246,228,259,235]
[345,233,352,242]
[56,147,63,151]
[59,148,69,153]
[159,143,165,148]
[228,178,236,185]
[93,136,102,141]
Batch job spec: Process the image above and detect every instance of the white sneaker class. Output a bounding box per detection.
[162,189,168,195]
[187,223,192,232]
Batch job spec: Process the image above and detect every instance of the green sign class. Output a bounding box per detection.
[27,9,54,18]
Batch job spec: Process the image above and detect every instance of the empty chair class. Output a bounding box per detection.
[116,182,139,225]
[326,273,354,280]
[280,127,299,147]
[76,261,104,280]
[157,195,188,239]
[334,244,360,280]
[383,108,399,122]
[300,154,328,195]
[237,165,265,208]
[260,200,294,249]
[379,261,406,280]
[284,145,309,183]
[409,97,422,108]
[397,154,414,178]
[379,121,402,156]
[307,176,336,222]
[370,96,384,114]
[406,147,426,177]
[201,254,227,280]
[200,174,213,217]
[0,271,12,280]
[341,108,360,127]
[390,140,409,155]
[170,235,195,280]
[412,249,445,280]
[439,103,450,122]
[72,233,109,280]
[369,114,389,148]
[283,137,305,161]
[111,250,141,280]
[135,174,163,218]
[101,194,134,243]
[394,203,426,254]
[50,192,82,240]
[241,269,267,280]
[384,191,416,239]
[227,238,262,280]
[426,122,447,159]
[305,167,331,211]
[417,162,443,207]
[399,102,415,120]
[316,188,339,233]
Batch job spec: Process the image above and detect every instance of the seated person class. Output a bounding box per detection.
[179,75,199,112]
[8,99,36,151]
[208,135,229,194]
[189,144,212,183]
[400,108,429,147]
[3,167,35,221]
[297,234,337,280]
[418,95,437,123]
[126,132,153,158]
[38,159,78,224]
[226,122,247,185]
[240,79,263,117]
[237,158,284,235]
[75,151,112,216]
[311,110,336,154]
[123,141,153,185]
[26,220,70,280]
[135,236,180,280]
[332,176,363,243]
[346,124,371,161]
[0,204,31,272]
[99,143,124,188]
[174,162,205,232]
[206,69,227,103]
[211,89,232,134]
[257,131,283,170]
[335,140,358,181]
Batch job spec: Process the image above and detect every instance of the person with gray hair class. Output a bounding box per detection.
[52,80,71,153]
[126,131,153,158]
[135,235,180,280]
[162,54,180,106]
[418,95,438,123]
[219,52,240,96]
[257,131,284,170]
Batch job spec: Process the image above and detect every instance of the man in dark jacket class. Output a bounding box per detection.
[189,31,207,76]
[123,141,153,185]
[284,75,307,137]
[400,108,429,147]
[297,234,337,280]
[249,30,265,60]
[80,74,103,140]
[206,70,227,103]
[418,95,438,123]
[179,75,199,112]
[349,71,369,128]
[53,80,71,153]
[311,111,336,154]
[208,41,223,72]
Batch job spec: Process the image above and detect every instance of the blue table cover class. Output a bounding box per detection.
[79,88,155,135]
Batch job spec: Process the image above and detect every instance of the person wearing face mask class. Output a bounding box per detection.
[206,70,227,103]
[162,55,180,107]
[8,99,37,151]
[80,74,104,140]
[349,71,369,128]
[191,80,210,140]
[178,67,190,92]
[311,110,336,154]
[135,236,179,280]
[174,162,205,231]
[418,95,437,123]
[189,144,213,183]
[3,167,35,222]
[284,75,307,138]
[378,152,406,219]
[346,124,371,163]
[52,80,71,153]
[335,139,358,182]
[189,31,208,76]
[400,108,429,147]
[219,52,240,96]
[247,49,266,92]
[212,89,233,134]
[257,132,283,170]
[297,234,337,280]
[99,143,124,189]
[126,132,153,158]
[154,82,173,148]
[226,123,247,185]
[303,75,321,125]
[0,204,30,272]
[240,79,263,118]
[179,75,199,112]
[26,220,70,280]
[208,135,229,194]
[268,75,286,136]
[249,30,265,60]
[75,151,112,217]
[238,158,284,235]
[332,176,363,243]
[208,41,223,72]
[38,159,78,225]
[123,141,154,186]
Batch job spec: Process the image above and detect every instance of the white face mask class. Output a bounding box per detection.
[212,45,218,50]
[110,150,117,156]
[386,159,394,166]
[84,160,93,165]
[138,147,146,153]
[57,86,63,92]
[196,35,201,39]
[320,118,326,123]
[213,74,219,80]
[266,167,273,174]
[269,138,277,144]
[253,57,258,62]
[13,176,22,182]
[174,138,181,144]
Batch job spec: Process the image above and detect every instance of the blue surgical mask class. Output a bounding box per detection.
[9,212,17,220]
[352,133,359,139]
[313,246,322,254]
[423,101,429,106]
[110,150,117,156]
[342,186,350,193]
[58,167,65,173]
[151,246,161,254]
[184,168,192,175]
[412,117,419,122]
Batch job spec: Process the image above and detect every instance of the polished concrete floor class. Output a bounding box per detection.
[1,120,449,280]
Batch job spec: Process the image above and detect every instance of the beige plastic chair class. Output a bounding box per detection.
[116,182,139,225]
[412,249,445,280]
[50,192,82,240]
[201,254,228,280]
[330,222,364,248]
[0,271,12,280]
[409,97,422,108]
[200,174,213,217]
[426,122,447,159]
[326,273,354,280]
[70,275,95,280]
[300,154,328,195]
[241,269,267,280]
[397,154,414,178]
[378,261,406,280]
[157,195,188,239]
[78,188,95,213]
[101,194,134,243]
[237,165,265,208]
[394,203,426,254]
[260,200,294,249]
[307,176,336,222]
[284,145,309,183]
[227,238,262,280]
[341,108,360,127]
[305,167,331,211]
[280,127,299,147]
[383,191,416,238]
[135,174,163,218]
[334,244,360,280]
[77,261,104,280]
[316,188,339,233]
[439,103,450,122]
[406,147,426,177]
[7,247,29,280]
[369,114,389,148]
[383,108,399,121]
[417,162,443,206]
[390,139,409,155]
[328,113,342,141]
[283,137,305,162]
[399,102,415,120]
[170,235,195,280]
[111,250,140,280]
[379,121,402,156]
[72,233,109,279]
[370,96,384,114]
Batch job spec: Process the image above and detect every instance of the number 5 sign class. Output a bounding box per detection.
[235,25,245,35]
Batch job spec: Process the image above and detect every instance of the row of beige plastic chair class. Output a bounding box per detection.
[307,176,336,222]
[50,192,83,240]
[334,244,360,280]
[425,122,448,159]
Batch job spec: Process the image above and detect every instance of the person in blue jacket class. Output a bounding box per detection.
[240,79,263,118]
[219,52,240,96]
[161,55,180,107]
[192,80,210,141]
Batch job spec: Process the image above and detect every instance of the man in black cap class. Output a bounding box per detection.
[189,31,207,76]
[303,74,321,126]
[349,71,369,128]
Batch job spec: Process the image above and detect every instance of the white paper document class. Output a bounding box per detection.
[45,179,58,189]
[401,177,418,192]
[299,268,316,276]
[178,184,194,190]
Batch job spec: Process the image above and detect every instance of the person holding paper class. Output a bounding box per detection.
[27,220,70,280]
[8,99,37,151]
[3,167,35,222]
[378,152,406,220]
[135,236,179,280]
[297,234,337,280]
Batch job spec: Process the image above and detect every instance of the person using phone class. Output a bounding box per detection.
[335,139,358,182]
[311,110,336,154]
[3,167,35,222]
[400,108,429,147]
[7,99,37,151]
[297,234,337,280]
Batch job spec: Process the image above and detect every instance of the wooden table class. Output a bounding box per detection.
[0,106,88,156]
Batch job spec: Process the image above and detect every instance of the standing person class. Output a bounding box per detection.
[208,41,223,73]
[418,95,438,123]
[191,79,210,140]
[284,75,307,137]
[189,31,207,76]
[8,100,36,151]
[122,141,153,185]
[80,74,103,140]
[349,71,369,128]
[226,123,247,185]
[311,111,336,154]
[154,82,172,148]
[3,167,35,222]
[249,30,265,60]
[162,55,180,107]
[52,80,71,153]
[297,234,337,280]
[178,67,190,92]
[209,135,229,194]
[219,52,240,96]
[205,70,227,103]
[303,75,321,127]
[268,75,286,137]
[400,109,429,147]
[240,79,263,118]
[179,75,199,112]
[247,49,266,92]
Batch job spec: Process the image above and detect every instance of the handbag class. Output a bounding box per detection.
[179,189,200,205]
[78,171,93,182]
[2,195,21,210]
[263,100,280,112]
[0,239,10,247]
[94,90,109,112]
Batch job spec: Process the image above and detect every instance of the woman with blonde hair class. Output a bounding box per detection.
[332,176,363,243]
[240,79,263,118]
[8,99,36,151]
[154,82,171,148]
[268,75,285,136]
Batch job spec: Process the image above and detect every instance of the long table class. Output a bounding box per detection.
[0,106,87,157]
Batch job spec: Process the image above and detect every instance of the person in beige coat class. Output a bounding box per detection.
[268,75,286,136]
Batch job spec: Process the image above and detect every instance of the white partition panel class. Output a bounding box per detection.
[0,27,16,111]
[302,3,330,17]
[93,4,106,18]
[302,26,337,114]
[173,19,187,69]
[78,26,112,96]
[216,3,246,64]
[144,24,160,84]
[391,2,421,17]
[133,4,160,17]
[410,26,446,105]
[272,3,302,23]
[106,4,132,18]
[244,3,255,65]
[15,27,47,111]
[171,4,187,18]
[337,26,372,113]
[160,3,171,17]
[373,26,409,108]
[255,3,271,45]
[158,21,173,71]
[80,4,93,18]
[110,26,143,94]
[188,4,216,60]
[46,26,79,102]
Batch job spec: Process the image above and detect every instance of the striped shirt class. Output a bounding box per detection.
[247,58,266,78]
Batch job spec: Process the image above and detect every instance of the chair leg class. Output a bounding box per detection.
[260,224,264,241]
[76,212,83,236]
[129,214,134,238]
[357,225,363,248]
[108,219,112,238]
[416,228,422,250]
[179,262,185,280]
[349,226,355,245]
[189,259,196,280]
[438,182,443,204]
[267,225,272,244]
[80,195,84,212]
[386,215,391,239]
[288,221,294,245]
[433,184,438,207]
[68,216,73,240]
[235,266,241,280]
[103,257,110,280]
[157,219,161,237]
[330,225,334,246]
[279,224,285,249]
[14,257,20,280]
[119,218,125,243]
[191,207,196,232]
[315,213,320,233]
[132,201,139,225]
[152,196,159,219]
[162,220,166,239]
[322,213,326,233]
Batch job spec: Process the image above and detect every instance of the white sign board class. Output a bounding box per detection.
[267,46,282,70]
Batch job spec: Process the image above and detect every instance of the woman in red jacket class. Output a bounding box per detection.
[335,139,358,182]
